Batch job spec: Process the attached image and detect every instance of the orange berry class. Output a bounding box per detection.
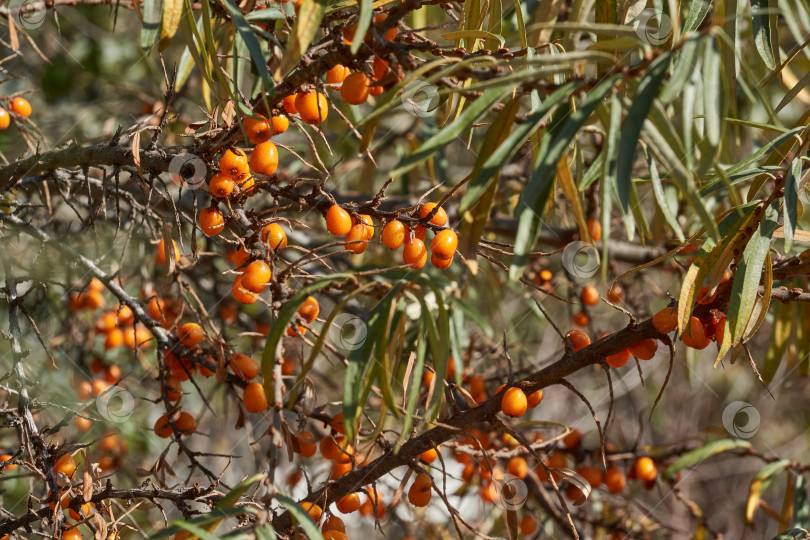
[373,12,398,40]
[630,338,658,360]
[0,453,15,471]
[326,64,350,85]
[345,224,369,254]
[507,456,528,479]
[419,203,447,226]
[526,389,543,408]
[372,56,389,79]
[501,387,528,418]
[607,285,624,303]
[716,315,726,344]
[232,274,259,304]
[178,322,204,348]
[652,306,678,333]
[230,353,260,379]
[402,238,427,268]
[154,414,173,438]
[54,454,77,478]
[74,416,93,432]
[243,382,269,413]
[519,514,538,536]
[91,378,110,397]
[408,473,432,506]
[77,380,93,400]
[577,465,604,488]
[565,330,590,352]
[198,207,225,236]
[353,214,375,239]
[270,115,289,136]
[605,348,631,368]
[209,173,235,198]
[340,72,371,105]
[164,375,183,401]
[282,94,298,114]
[587,218,601,242]
[249,141,279,175]
[174,411,197,434]
[412,225,427,242]
[681,316,709,349]
[104,364,122,384]
[296,431,317,457]
[336,493,361,514]
[243,114,272,144]
[155,238,180,265]
[382,220,405,248]
[219,148,249,178]
[10,97,31,117]
[430,252,453,269]
[573,311,589,327]
[166,351,194,381]
[261,223,288,250]
[604,466,626,494]
[563,429,582,448]
[419,447,438,464]
[62,526,83,540]
[241,260,271,292]
[238,173,255,192]
[300,501,323,522]
[295,92,329,125]
[581,285,599,306]
[322,516,345,533]
[0,108,9,129]
[320,435,344,461]
[430,229,458,260]
[325,205,352,236]
[298,296,319,323]
[633,456,657,483]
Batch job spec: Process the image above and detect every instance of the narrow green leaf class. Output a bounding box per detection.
[682,0,712,34]
[510,74,622,279]
[599,93,622,276]
[397,318,427,450]
[275,494,324,540]
[702,35,724,149]
[141,0,163,49]
[276,0,328,78]
[390,85,511,178]
[148,507,258,538]
[244,6,284,20]
[443,30,505,48]
[646,149,684,242]
[350,0,373,54]
[422,279,450,420]
[728,201,779,344]
[747,460,791,524]
[617,54,671,216]
[751,0,776,69]
[795,474,809,529]
[254,525,276,540]
[223,0,274,93]
[784,158,802,253]
[660,35,702,104]
[461,83,577,214]
[664,439,752,479]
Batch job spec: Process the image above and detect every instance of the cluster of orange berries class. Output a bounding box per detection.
[325,202,458,269]
[43,453,93,539]
[0,96,32,130]
[296,485,390,540]
[562,327,659,368]
[572,284,624,327]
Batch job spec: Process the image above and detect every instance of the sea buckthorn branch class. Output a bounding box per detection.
[271,316,663,533]
[0,481,222,537]
[1,257,62,503]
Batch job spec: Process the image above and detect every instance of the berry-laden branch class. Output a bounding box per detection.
[271,317,663,534]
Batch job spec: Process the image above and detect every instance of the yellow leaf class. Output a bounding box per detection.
[159,0,184,50]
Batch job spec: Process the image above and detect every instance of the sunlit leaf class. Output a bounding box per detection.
[664,439,752,479]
